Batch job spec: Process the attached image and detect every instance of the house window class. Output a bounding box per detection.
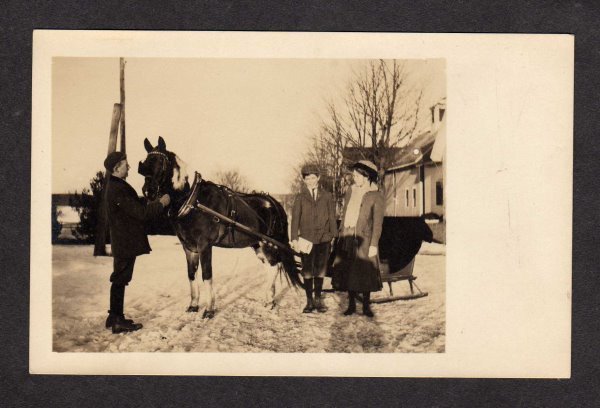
[412,187,417,208]
[439,108,445,122]
[436,181,443,205]
[405,189,409,207]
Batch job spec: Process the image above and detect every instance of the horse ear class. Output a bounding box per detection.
[158,136,166,151]
[144,138,153,152]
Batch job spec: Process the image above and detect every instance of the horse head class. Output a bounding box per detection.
[138,136,188,200]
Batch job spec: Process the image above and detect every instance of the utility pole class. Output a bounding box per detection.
[119,58,126,153]
[94,58,125,256]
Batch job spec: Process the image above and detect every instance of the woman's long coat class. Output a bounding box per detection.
[332,186,384,292]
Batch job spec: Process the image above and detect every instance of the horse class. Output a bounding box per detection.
[138,136,302,318]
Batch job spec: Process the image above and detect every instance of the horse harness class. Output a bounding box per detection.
[177,172,275,246]
[140,151,251,243]
[140,150,298,256]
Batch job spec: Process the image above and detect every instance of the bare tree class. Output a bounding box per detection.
[343,60,423,173]
[301,60,424,206]
[215,169,251,193]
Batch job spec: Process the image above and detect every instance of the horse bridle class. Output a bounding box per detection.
[139,150,171,197]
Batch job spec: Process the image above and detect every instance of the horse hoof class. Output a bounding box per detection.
[186,306,200,313]
[202,310,215,319]
[263,301,276,309]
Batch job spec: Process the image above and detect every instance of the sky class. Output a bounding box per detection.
[52,58,444,194]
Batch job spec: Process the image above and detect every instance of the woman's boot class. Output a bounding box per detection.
[344,291,356,315]
[362,292,374,317]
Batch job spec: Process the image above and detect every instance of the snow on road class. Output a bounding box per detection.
[52,235,445,353]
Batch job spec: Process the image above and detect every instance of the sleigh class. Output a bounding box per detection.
[354,216,432,303]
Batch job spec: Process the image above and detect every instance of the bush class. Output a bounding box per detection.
[51,201,62,243]
[69,170,106,244]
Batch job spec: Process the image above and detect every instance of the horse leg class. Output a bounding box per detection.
[263,262,279,309]
[184,248,200,313]
[199,246,216,319]
[255,244,278,309]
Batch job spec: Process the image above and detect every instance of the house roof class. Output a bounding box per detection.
[52,194,75,206]
[342,128,441,173]
[385,129,439,172]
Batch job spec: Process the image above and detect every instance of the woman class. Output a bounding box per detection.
[332,160,384,317]
[291,164,338,313]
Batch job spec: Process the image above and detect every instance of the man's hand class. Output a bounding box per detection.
[368,246,378,258]
[291,240,298,250]
[159,194,171,207]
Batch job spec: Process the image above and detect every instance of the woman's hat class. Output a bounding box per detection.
[104,151,127,171]
[301,163,320,177]
[352,160,378,179]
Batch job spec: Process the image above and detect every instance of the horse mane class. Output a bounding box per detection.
[172,154,188,191]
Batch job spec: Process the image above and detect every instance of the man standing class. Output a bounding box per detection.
[103,151,170,333]
[290,164,338,314]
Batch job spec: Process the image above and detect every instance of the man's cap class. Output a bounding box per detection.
[301,163,320,176]
[104,151,127,171]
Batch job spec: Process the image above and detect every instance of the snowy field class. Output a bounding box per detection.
[52,236,445,353]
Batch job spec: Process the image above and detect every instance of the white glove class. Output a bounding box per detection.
[368,246,378,258]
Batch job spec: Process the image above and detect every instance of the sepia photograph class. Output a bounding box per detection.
[51,57,446,353]
[31,31,572,377]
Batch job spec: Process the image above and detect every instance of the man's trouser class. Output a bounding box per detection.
[109,257,136,315]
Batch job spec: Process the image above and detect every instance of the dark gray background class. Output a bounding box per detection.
[1,1,597,406]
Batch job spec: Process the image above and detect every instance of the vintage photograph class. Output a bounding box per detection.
[51,57,446,353]
[32,31,572,377]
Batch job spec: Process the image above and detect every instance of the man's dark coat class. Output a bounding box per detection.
[290,185,337,244]
[106,175,163,258]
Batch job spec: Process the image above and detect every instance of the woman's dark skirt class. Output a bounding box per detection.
[331,227,382,293]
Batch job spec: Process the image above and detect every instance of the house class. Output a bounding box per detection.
[52,193,82,240]
[340,99,446,219]
[382,99,446,218]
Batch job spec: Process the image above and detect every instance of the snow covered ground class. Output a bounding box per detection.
[52,235,445,353]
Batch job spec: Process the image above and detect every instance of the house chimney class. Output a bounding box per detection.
[430,99,446,130]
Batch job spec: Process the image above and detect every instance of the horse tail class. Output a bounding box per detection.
[267,195,303,288]
[278,245,303,288]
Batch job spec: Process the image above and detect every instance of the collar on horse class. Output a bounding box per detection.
[177,172,203,218]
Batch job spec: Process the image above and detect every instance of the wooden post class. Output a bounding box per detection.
[119,58,126,153]
[107,103,121,154]
[94,103,122,256]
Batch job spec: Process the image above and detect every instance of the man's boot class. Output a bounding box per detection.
[111,315,143,334]
[303,278,314,313]
[105,311,134,329]
[107,284,128,329]
[314,278,327,312]
[343,291,356,316]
